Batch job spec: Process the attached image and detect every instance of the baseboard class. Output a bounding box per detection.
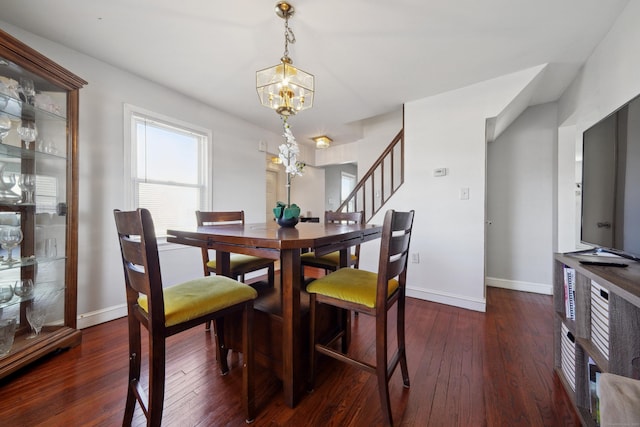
[406,286,486,312]
[486,276,552,295]
[77,304,127,329]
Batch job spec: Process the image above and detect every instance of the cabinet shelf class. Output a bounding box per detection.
[0,28,86,379]
[0,142,67,161]
[0,325,81,379]
[554,252,640,425]
[576,336,610,373]
[0,91,66,121]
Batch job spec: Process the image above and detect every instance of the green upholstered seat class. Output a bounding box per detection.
[306,267,399,309]
[207,254,276,272]
[138,275,258,327]
[300,251,357,270]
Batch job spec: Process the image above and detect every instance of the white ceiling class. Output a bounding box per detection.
[0,0,630,145]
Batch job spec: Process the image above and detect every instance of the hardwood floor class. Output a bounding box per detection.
[0,284,579,426]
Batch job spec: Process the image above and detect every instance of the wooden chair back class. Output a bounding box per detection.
[195,210,245,277]
[196,210,245,226]
[325,210,364,268]
[114,208,165,329]
[375,209,415,312]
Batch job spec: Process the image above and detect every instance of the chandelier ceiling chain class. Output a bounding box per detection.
[282,13,295,61]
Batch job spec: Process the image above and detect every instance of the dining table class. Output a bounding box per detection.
[167,220,382,407]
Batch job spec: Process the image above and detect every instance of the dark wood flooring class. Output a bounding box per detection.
[0,282,579,426]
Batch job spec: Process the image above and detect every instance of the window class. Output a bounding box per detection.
[125,105,211,239]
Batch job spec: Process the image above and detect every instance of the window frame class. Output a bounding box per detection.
[123,104,213,246]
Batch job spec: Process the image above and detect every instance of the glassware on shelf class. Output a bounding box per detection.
[0,317,17,357]
[0,76,19,99]
[13,278,34,299]
[17,173,35,205]
[19,77,35,106]
[0,168,20,203]
[26,303,47,339]
[0,283,13,303]
[44,238,57,258]
[16,120,37,149]
[0,226,23,264]
[0,116,11,142]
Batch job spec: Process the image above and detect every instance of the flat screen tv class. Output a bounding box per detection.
[580,94,640,261]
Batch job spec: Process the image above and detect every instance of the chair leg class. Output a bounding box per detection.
[123,319,141,427]
[308,293,318,392]
[268,264,275,288]
[341,308,351,353]
[376,315,393,426]
[214,317,230,375]
[242,302,255,423]
[147,333,166,427]
[398,292,410,388]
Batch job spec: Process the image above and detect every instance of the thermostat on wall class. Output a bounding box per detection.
[433,168,447,177]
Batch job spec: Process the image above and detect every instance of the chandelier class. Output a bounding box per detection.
[256,1,314,116]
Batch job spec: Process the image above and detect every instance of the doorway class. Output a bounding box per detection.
[266,169,278,222]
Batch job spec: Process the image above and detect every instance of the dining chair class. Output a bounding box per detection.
[196,210,275,288]
[307,209,415,426]
[114,208,258,426]
[301,210,364,275]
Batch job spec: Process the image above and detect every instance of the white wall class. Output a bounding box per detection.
[324,163,357,213]
[357,1,640,312]
[291,165,325,220]
[0,22,282,327]
[486,103,557,294]
[355,68,546,312]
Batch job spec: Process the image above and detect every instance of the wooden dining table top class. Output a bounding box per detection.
[167,221,382,257]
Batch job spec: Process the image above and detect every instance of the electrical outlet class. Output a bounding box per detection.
[411,253,420,264]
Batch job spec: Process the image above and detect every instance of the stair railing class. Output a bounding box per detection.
[336,129,404,223]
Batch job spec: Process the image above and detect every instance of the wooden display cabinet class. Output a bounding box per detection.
[553,252,640,426]
[0,28,86,378]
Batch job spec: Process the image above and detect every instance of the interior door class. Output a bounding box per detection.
[266,169,278,222]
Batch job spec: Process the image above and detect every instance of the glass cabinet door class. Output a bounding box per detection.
[0,28,84,374]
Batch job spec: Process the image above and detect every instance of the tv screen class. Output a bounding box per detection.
[581,94,640,261]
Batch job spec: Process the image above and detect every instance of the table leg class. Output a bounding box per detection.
[280,248,302,407]
[339,249,351,351]
[215,250,232,277]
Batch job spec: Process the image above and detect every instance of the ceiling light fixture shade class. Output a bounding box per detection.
[313,135,332,149]
[256,2,314,117]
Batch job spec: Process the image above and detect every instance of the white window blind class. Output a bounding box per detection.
[127,107,210,238]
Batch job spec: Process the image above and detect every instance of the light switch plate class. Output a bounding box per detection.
[460,187,470,200]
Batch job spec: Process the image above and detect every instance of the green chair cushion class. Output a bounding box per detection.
[300,251,357,268]
[138,275,258,327]
[306,268,399,308]
[207,254,272,271]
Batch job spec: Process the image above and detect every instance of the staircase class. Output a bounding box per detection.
[336,129,404,223]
